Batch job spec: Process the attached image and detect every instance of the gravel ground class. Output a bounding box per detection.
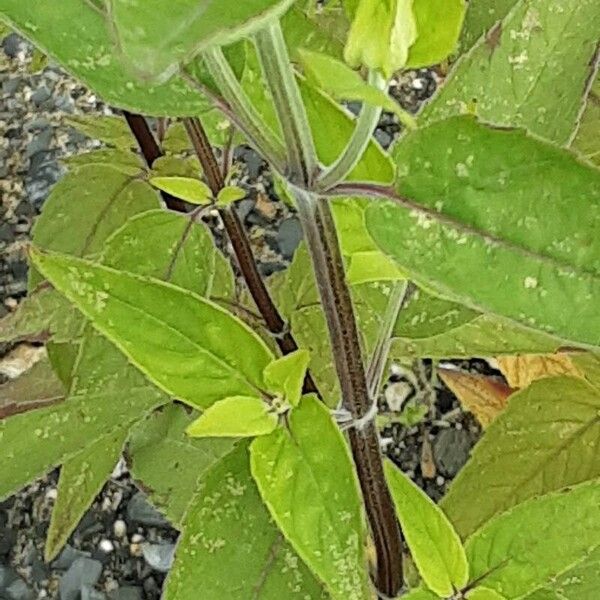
[0,32,481,600]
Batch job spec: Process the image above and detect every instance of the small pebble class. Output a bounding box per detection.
[112,520,127,539]
[98,539,114,554]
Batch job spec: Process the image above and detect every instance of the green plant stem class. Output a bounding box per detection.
[201,47,287,173]
[317,71,385,191]
[366,280,415,399]
[254,22,318,186]
[293,189,404,597]
[183,117,319,396]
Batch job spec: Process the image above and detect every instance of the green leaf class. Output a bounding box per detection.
[127,403,236,527]
[164,442,328,600]
[102,210,216,297]
[263,349,311,407]
[346,251,404,285]
[344,0,417,78]
[0,0,211,115]
[0,287,83,344]
[441,375,600,539]
[407,0,466,68]
[45,427,128,561]
[65,115,136,149]
[0,331,166,500]
[468,588,506,600]
[186,396,277,438]
[31,164,161,266]
[30,249,275,409]
[458,0,519,52]
[390,289,562,359]
[149,176,212,205]
[162,114,234,152]
[423,0,600,145]
[366,116,600,349]
[282,1,348,61]
[151,155,203,179]
[216,186,246,206]
[401,589,440,600]
[61,149,144,176]
[251,395,370,600]
[572,77,600,167]
[384,460,468,597]
[298,48,415,126]
[110,0,296,83]
[465,480,600,599]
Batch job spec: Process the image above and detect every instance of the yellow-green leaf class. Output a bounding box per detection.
[263,349,311,407]
[149,176,212,205]
[186,396,277,438]
[385,460,468,596]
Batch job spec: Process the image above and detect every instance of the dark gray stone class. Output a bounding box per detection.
[53,546,91,571]
[26,128,53,158]
[2,34,23,58]
[59,557,103,600]
[276,217,303,259]
[80,586,106,600]
[0,565,18,588]
[109,587,143,600]
[3,577,33,600]
[0,225,12,245]
[433,428,473,478]
[31,86,52,107]
[2,78,19,96]
[24,118,51,131]
[374,128,392,149]
[126,492,169,528]
[235,198,255,222]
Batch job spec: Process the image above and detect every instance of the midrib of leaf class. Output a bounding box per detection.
[285,424,359,559]
[80,175,138,256]
[162,216,196,282]
[93,290,266,397]
[250,534,283,600]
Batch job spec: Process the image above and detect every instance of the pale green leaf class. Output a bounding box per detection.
[128,403,236,527]
[346,251,404,285]
[423,0,600,145]
[263,349,311,407]
[468,588,507,600]
[110,0,296,83]
[406,0,466,68]
[366,116,600,349]
[385,461,468,596]
[30,249,275,409]
[344,0,417,78]
[572,77,600,167]
[442,375,600,539]
[162,113,233,151]
[151,155,203,178]
[186,396,277,438]
[61,148,144,176]
[216,186,246,206]
[164,442,328,600]
[65,115,136,149]
[102,210,216,297]
[149,176,212,205]
[45,427,127,561]
[251,395,370,600]
[0,332,166,501]
[465,480,600,599]
[46,342,80,389]
[0,1,212,115]
[298,48,415,126]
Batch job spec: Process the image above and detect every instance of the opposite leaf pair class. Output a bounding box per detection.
[186,349,311,438]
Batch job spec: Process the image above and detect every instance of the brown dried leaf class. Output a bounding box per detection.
[420,433,436,479]
[496,353,583,388]
[438,368,513,428]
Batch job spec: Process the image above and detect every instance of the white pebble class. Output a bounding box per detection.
[99,539,114,553]
[436,476,446,487]
[45,487,58,501]
[113,519,127,538]
[131,533,145,543]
